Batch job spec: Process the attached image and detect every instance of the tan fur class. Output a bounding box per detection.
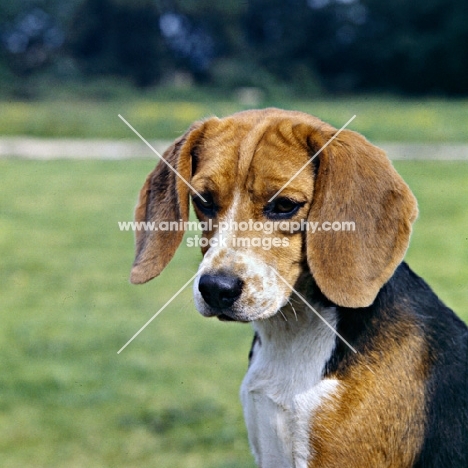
[130,121,203,283]
[309,313,428,467]
[304,127,418,307]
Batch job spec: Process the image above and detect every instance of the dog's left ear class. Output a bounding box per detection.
[130,122,204,284]
[305,128,418,308]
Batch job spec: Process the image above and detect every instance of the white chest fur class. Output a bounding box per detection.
[240,306,339,468]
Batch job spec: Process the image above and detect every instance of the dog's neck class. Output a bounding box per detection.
[243,272,339,467]
[251,271,338,373]
[252,269,334,342]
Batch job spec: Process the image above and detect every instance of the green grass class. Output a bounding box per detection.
[1,95,468,142]
[0,159,467,467]
[0,159,254,468]
[396,161,468,314]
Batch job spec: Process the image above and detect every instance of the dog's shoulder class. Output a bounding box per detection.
[318,261,468,467]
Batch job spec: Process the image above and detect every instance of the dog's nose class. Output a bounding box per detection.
[198,274,243,309]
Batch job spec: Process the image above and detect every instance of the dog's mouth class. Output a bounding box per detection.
[201,306,250,323]
[198,302,283,323]
[216,312,248,323]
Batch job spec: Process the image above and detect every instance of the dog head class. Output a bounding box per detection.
[130,108,418,321]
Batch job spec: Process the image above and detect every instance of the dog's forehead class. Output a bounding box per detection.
[194,110,321,193]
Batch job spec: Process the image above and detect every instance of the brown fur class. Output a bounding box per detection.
[309,312,428,467]
[305,126,418,307]
[130,121,203,283]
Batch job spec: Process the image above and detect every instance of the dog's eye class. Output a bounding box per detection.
[193,192,217,216]
[264,197,304,219]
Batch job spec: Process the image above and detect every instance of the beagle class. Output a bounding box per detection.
[130,108,468,467]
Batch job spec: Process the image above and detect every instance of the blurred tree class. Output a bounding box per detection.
[0,0,467,95]
[301,0,468,94]
[0,1,66,76]
[354,0,468,94]
[68,0,238,85]
[68,0,164,87]
[155,1,248,82]
[245,0,309,78]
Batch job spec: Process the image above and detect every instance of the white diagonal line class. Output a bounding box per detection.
[118,114,206,202]
[117,271,198,354]
[268,115,356,202]
[270,267,357,353]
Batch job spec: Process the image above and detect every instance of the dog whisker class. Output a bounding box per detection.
[286,297,298,321]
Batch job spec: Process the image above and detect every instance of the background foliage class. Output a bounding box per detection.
[1,0,468,97]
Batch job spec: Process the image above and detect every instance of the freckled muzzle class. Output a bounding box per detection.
[193,261,292,322]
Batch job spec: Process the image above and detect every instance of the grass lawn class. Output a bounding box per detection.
[0,96,467,142]
[1,158,467,467]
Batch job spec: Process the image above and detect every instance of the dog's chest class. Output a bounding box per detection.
[240,308,339,468]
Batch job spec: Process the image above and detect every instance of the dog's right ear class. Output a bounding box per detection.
[130,122,204,284]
